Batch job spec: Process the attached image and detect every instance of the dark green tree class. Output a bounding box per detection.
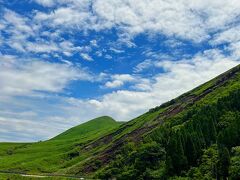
[218,147,230,179]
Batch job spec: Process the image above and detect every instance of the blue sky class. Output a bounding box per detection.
[0,0,240,141]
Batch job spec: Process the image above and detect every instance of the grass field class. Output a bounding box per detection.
[0,116,122,174]
[0,173,78,180]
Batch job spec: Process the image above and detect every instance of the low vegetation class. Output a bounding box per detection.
[0,116,122,175]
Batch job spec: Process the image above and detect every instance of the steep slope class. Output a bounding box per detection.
[0,65,240,179]
[62,64,240,179]
[0,116,121,174]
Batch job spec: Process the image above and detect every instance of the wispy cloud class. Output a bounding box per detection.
[80,53,93,61]
[32,0,240,42]
[72,49,239,121]
[104,74,135,88]
[0,55,93,98]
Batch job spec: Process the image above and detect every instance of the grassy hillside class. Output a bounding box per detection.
[0,65,240,179]
[0,173,75,180]
[63,64,240,179]
[0,116,121,175]
[52,116,121,141]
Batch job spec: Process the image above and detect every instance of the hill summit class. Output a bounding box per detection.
[52,116,119,140]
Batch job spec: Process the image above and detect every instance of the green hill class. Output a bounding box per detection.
[63,64,240,179]
[0,64,240,179]
[0,116,122,175]
[52,116,120,141]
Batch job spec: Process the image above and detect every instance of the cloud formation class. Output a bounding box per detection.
[74,49,239,121]
[0,55,92,97]
[32,0,240,42]
[104,74,135,88]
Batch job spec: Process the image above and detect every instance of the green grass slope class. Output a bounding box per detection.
[52,116,121,141]
[1,64,240,179]
[0,116,121,175]
[63,64,240,179]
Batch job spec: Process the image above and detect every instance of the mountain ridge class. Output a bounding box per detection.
[0,64,240,179]
[69,64,240,175]
[61,64,240,178]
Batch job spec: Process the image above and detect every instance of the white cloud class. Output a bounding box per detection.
[32,0,240,42]
[1,9,34,52]
[1,0,240,60]
[227,42,240,60]
[211,25,240,45]
[3,9,33,35]
[109,47,124,54]
[71,49,240,121]
[105,54,112,60]
[90,39,98,47]
[25,41,59,53]
[0,9,86,57]
[164,39,184,48]
[134,59,153,72]
[0,116,56,142]
[0,96,82,141]
[34,0,55,7]
[80,53,93,61]
[0,57,95,141]
[105,80,124,88]
[104,74,135,88]
[0,55,93,97]
[2,0,240,60]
